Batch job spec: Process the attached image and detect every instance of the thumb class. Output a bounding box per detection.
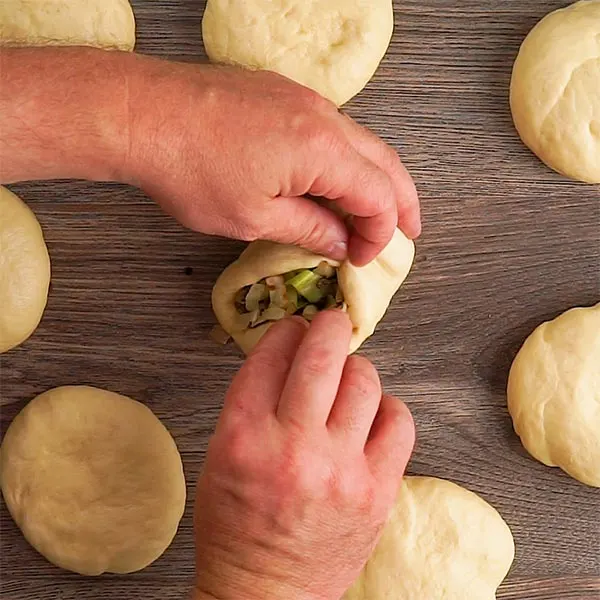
[261,196,349,260]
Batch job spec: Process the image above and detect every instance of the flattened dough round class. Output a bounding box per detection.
[202,0,394,106]
[0,386,187,575]
[0,186,51,353]
[508,304,600,487]
[344,477,515,600]
[509,0,600,183]
[0,0,136,51]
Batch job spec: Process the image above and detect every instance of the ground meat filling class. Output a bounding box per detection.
[235,262,346,329]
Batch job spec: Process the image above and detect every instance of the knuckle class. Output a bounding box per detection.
[300,345,339,378]
[292,117,339,154]
[381,142,402,171]
[291,218,329,247]
[222,424,254,472]
[278,436,334,500]
[387,397,414,432]
[279,441,325,494]
[308,126,339,154]
[295,85,328,110]
[363,172,395,211]
[248,344,285,372]
[233,210,263,240]
[345,357,380,399]
[334,472,377,512]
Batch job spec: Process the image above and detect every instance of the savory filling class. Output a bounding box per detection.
[235,262,346,329]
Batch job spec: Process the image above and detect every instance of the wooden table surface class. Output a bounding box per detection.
[1,1,599,598]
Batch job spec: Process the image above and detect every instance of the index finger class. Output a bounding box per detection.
[336,112,422,244]
[219,317,309,430]
[307,142,398,266]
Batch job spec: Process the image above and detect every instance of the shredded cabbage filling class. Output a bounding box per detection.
[235,262,346,329]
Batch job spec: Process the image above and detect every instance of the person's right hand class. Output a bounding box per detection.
[193,311,415,600]
[127,58,421,266]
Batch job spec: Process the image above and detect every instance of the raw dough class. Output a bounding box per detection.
[509,0,600,183]
[507,304,600,487]
[344,477,515,600]
[212,228,415,355]
[202,0,394,106]
[0,386,187,575]
[0,0,136,51]
[0,186,51,353]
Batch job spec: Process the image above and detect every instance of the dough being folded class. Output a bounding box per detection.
[212,229,415,355]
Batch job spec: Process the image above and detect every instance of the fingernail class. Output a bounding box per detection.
[329,241,348,261]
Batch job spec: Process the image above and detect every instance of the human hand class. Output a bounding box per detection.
[127,59,421,266]
[193,311,415,600]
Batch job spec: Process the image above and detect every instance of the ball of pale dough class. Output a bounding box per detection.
[202,0,394,107]
[509,0,600,183]
[0,186,51,354]
[0,0,136,51]
[0,386,187,575]
[508,304,600,487]
[344,477,515,600]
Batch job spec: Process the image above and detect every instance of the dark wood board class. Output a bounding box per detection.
[1,0,599,598]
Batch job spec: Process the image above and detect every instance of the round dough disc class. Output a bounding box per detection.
[0,0,136,51]
[509,0,600,183]
[202,0,394,106]
[0,186,51,354]
[344,477,515,600]
[508,304,600,487]
[0,386,187,575]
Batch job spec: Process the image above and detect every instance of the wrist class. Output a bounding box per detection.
[123,57,217,193]
[194,557,322,600]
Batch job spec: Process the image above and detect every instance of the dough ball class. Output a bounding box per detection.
[509,0,600,183]
[344,477,515,600]
[0,386,187,575]
[0,186,51,354]
[202,0,394,106]
[0,0,136,51]
[508,304,600,487]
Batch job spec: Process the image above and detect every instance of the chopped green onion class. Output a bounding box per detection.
[287,270,324,303]
[284,270,302,282]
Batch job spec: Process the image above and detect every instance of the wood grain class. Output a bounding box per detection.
[1,0,599,598]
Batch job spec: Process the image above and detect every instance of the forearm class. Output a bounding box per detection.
[0,47,138,184]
